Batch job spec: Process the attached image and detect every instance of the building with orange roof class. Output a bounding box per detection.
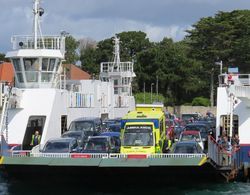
[63,64,91,80]
[0,62,15,84]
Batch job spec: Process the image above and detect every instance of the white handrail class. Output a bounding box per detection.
[9,151,206,159]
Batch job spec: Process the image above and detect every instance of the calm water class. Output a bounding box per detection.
[0,178,249,195]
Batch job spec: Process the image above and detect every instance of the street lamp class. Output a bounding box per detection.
[215,60,223,75]
[151,83,154,103]
[143,82,145,103]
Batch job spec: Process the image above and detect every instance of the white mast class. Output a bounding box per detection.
[33,0,44,49]
[113,35,120,64]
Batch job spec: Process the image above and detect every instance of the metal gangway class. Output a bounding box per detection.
[207,135,241,180]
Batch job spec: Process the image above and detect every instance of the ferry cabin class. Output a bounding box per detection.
[4,38,134,150]
[120,104,166,154]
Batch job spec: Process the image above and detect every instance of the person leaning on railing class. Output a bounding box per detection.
[232,134,240,150]
[221,136,232,166]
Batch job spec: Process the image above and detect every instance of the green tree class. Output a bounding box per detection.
[137,38,204,105]
[0,53,6,61]
[64,35,79,64]
[187,10,250,71]
[186,10,250,105]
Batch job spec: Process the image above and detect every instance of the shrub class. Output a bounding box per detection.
[191,97,210,106]
[135,92,165,104]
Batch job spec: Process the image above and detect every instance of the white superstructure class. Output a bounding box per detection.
[1,0,135,149]
[216,73,250,163]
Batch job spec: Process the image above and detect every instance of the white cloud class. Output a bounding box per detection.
[1,0,250,53]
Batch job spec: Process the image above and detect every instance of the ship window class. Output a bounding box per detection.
[114,87,118,94]
[25,72,38,82]
[49,59,56,71]
[41,72,53,82]
[16,73,24,83]
[42,58,49,71]
[55,60,61,71]
[12,59,21,71]
[24,58,39,71]
[42,58,56,71]
[122,87,128,93]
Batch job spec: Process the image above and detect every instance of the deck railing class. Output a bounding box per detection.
[100,62,134,73]
[208,135,241,168]
[219,74,250,87]
[11,35,65,54]
[8,151,206,159]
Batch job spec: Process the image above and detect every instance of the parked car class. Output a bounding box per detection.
[102,118,121,131]
[181,113,202,123]
[82,136,120,153]
[178,131,204,151]
[174,125,185,140]
[172,141,203,154]
[61,131,88,147]
[100,132,121,147]
[107,123,121,132]
[184,123,211,141]
[42,138,79,153]
[68,117,102,135]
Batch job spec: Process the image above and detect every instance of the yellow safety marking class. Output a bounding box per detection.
[198,156,207,166]
[0,157,4,164]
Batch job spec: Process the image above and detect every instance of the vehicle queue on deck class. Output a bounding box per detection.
[33,110,227,155]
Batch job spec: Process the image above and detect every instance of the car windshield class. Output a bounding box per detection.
[174,144,197,153]
[185,125,206,133]
[180,134,200,142]
[182,114,198,121]
[84,138,108,152]
[62,132,82,140]
[109,125,121,132]
[69,121,94,131]
[44,142,69,153]
[123,125,153,146]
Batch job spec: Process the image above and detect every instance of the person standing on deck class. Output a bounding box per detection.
[30,131,41,147]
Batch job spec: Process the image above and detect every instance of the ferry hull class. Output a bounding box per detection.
[2,164,225,183]
[0,156,225,183]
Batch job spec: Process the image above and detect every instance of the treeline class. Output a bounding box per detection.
[2,10,250,106]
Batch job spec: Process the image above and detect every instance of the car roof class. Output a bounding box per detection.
[47,137,76,143]
[182,131,200,135]
[88,136,109,140]
[100,132,120,137]
[73,117,101,122]
[186,123,207,127]
[63,131,83,135]
[176,140,198,145]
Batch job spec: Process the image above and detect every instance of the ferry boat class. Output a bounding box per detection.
[0,0,135,150]
[0,0,247,184]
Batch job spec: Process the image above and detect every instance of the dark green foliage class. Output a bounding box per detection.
[186,10,250,105]
[136,38,204,105]
[191,97,210,106]
[0,53,7,62]
[64,35,79,64]
[187,10,250,72]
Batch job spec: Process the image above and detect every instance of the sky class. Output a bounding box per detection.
[1,0,250,53]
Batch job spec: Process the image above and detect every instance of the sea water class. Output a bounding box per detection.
[1,177,250,195]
